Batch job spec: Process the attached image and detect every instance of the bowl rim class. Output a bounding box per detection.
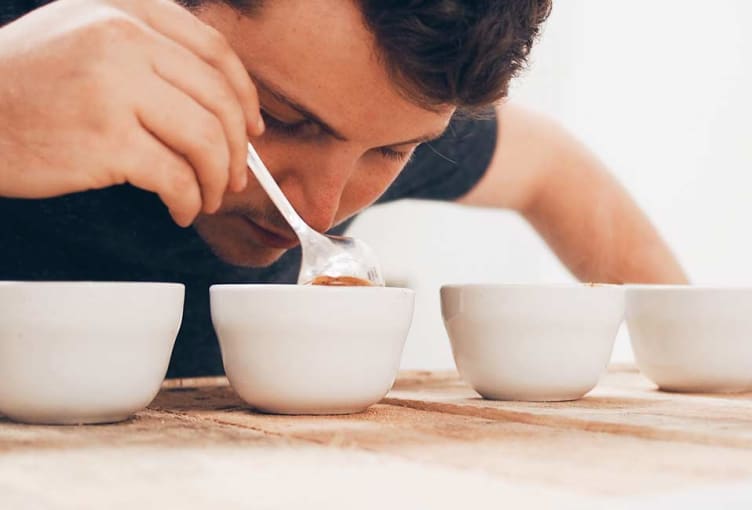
[210,283,414,294]
[440,283,623,291]
[0,281,184,290]
[625,284,752,292]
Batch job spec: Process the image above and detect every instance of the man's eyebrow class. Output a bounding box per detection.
[389,128,448,147]
[251,72,449,147]
[252,74,348,141]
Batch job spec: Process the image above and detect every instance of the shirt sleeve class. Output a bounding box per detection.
[377,109,498,204]
[1,1,48,25]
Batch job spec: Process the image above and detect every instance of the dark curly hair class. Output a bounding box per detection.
[182,0,552,112]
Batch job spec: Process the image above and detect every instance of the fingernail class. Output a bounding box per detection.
[170,209,184,227]
[256,115,265,133]
[233,172,247,192]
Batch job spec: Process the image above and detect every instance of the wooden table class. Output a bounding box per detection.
[2,365,752,509]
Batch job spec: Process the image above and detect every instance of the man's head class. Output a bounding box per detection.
[185,0,551,266]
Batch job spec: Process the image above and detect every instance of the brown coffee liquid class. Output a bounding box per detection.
[310,275,373,287]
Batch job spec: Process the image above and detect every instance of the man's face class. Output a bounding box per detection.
[192,0,454,267]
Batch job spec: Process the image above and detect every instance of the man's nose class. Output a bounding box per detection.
[277,147,359,234]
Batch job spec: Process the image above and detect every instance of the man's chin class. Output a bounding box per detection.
[215,247,287,268]
[193,214,289,268]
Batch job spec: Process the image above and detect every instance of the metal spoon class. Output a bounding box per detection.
[246,142,385,286]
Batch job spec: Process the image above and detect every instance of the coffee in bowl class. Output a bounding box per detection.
[309,275,373,286]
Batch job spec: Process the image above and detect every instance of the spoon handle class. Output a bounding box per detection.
[246,142,309,237]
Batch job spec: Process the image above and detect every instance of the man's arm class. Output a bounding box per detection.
[458,102,688,284]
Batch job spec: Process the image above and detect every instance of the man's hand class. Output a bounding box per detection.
[0,0,264,226]
[459,102,688,284]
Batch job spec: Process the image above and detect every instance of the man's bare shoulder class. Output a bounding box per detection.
[457,101,584,212]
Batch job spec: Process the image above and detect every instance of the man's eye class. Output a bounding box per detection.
[377,147,412,163]
[260,109,316,137]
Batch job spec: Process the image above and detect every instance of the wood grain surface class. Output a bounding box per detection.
[1,365,751,509]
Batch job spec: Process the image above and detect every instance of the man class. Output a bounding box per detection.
[0,0,686,377]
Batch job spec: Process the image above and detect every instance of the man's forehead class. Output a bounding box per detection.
[201,1,453,146]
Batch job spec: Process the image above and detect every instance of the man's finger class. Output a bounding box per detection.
[135,77,231,214]
[114,0,264,136]
[150,32,248,193]
[124,131,203,227]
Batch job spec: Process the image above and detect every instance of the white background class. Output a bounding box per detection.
[350,0,752,369]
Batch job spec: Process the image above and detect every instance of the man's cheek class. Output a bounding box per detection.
[336,179,392,223]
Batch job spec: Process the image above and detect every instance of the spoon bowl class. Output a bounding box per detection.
[299,234,384,286]
[247,142,384,286]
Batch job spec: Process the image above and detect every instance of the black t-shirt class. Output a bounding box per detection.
[0,1,498,376]
[0,0,45,25]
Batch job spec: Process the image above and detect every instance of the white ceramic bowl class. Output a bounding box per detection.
[441,284,625,401]
[210,284,415,415]
[0,282,184,424]
[626,285,752,393]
